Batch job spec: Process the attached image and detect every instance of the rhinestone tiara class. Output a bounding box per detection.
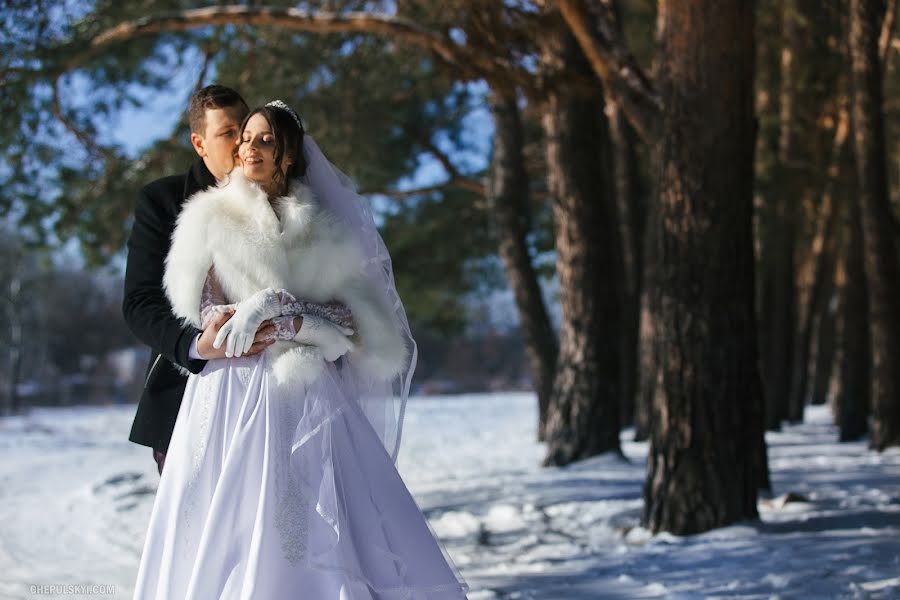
[265,99,304,131]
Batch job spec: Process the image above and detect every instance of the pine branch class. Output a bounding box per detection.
[57,6,522,88]
[51,76,114,161]
[361,136,486,200]
[556,0,661,140]
[420,138,486,196]
[361,180,487,206]
[362,181,455,198]
[195,44,216,94]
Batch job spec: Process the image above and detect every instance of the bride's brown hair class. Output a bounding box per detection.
[239,105,308,194]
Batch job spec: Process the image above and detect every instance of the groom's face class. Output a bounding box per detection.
[191,106,246,181]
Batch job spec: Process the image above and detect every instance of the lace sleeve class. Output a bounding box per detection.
[279,290,354,329]
[198,264,354,336]
[199,266,236,330]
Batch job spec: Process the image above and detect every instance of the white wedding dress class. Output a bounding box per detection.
[134,132,467,599]
[133,349,469,599]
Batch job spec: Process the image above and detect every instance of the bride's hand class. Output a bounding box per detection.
[293,314,355,362]
[199,311,275,359]
[213,288,282,357]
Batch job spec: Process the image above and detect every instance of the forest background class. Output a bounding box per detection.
[3,0,900,534]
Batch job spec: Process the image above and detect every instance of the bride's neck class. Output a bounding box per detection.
[254,179,285,199]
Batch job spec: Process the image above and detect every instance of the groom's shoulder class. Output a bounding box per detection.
[139,171,189,204]
[134,161,209,219]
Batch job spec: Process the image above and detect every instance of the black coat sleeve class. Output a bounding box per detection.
[122,186,207,374]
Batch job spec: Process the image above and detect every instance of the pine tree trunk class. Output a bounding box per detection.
[760,207,796,426]
[608,99,644,429]
[809,283,838,406]
[838,177,871,441]
[790,202,840,418]
[3,263,22,416]
[635,206,658,443]
[849,0,900,450]
[642,0,768,534]
[541,31,622,466]
[488,92,559,442]
[772,0,838,424]
[791,118,848,418]
[804,165,843,408]
[600,0,645,430]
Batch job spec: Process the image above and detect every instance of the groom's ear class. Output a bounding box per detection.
[190,132,207,158]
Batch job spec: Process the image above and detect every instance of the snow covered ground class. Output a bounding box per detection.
[1,393,898,599]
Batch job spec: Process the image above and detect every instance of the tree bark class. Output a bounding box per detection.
[642,0,768,534]
[789,106,849,422]
[556,0,661,140]
[849,0,900,450]
[541,31,622,466]
[2,252,23,416]
[809,280,838,406]
[488,92,559,441]
[598,0,646,432]
[607,99,644,428]
[762,0,803,427]
[635,205,658,442]
[838,176,871,441]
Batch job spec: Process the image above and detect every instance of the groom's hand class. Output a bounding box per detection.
[197,310,275,359]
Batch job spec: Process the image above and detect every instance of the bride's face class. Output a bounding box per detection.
[238,113,292,187]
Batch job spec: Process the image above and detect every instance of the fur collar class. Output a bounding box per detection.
[163,168,407,386]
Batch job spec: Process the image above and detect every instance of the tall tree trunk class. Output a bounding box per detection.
[643,0,768,534]
[3,253,23,416]
[763,0,803,427]
[838,174,871,441]
[488,92,559,442]
[791,105,849,419]
[600,0,646,430]
[634,206,657,442]
[608,99,644,429]
[849,0,900,450]
[809,282,838,406]
[541,31,622,466]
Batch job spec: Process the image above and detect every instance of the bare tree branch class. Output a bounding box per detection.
[195,44,216,94]
[419,138,486,195]
[360,137,487,199]
[51,76,114,161]
[361,181,457,198]
[556,0,661,140]
[59,6,519,86]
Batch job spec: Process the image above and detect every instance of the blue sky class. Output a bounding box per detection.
[50,41,548,332]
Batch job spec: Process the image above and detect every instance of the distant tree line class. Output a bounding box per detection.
[0,233,138,412]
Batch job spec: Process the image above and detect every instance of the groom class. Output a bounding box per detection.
[123,85,272,476]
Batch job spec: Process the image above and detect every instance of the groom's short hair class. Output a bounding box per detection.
[188,85,249,134]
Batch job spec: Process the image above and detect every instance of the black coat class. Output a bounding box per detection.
[124,159,216,452]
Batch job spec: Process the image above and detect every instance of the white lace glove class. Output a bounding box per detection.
[294,314,355,362]
[214,287,282,357]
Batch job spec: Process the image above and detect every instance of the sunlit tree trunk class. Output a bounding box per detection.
[488,92,559,441]
[541,30,623,466]
[643,0,768,534]
[849,0,900,450]
[608,99,644,429]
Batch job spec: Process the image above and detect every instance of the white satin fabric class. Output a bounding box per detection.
[133,353,468,599]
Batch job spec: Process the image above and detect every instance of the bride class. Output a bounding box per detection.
[132,100,469,600]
